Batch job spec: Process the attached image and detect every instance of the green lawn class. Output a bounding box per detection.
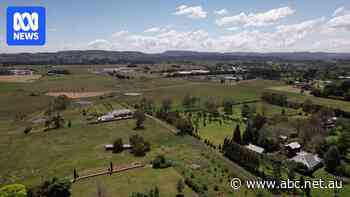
[72,167,195,197]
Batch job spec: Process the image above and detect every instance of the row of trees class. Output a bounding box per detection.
[311,80,350,100]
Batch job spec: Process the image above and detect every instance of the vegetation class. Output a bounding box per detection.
[27,178,71,197]
[152,155,172,169]
[112,138,124,153]
[0,184,27,197]
[3,63,350,196]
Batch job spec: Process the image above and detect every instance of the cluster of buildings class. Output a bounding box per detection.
[245,139,322,173]
[97,109,133,122]
[165,69,210,77]
[10,69,34,75]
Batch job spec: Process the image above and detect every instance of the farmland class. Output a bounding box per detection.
[1,65,350,196]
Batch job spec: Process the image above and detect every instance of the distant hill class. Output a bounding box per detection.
[1,50,350,65]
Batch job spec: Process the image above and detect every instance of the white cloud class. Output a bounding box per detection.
[144,26,169,33]
[216,7,295,27]
[333,7,350,17]
[327,14,350,31]
[112,30,129,38]
[87,39,112,50]
[276,17,326,46]
[214,9,229,16]
[90,15,347,53]
[144,27,161,33]
[174,5,207,19]
[312,39,350,51]
[226,27,240,31]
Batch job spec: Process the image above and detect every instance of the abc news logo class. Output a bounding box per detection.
[7,7,46,46]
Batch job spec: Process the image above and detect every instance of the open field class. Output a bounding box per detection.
[0,75,42,83]
[268,85,307,94]
[46,91,110,98]
[2,67,350,196]
[0,71,260,196]
[72,167,196,197]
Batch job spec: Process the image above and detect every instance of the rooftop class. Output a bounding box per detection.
[285,142,301,149]
[245,143,264,154]
[290,151,322,169]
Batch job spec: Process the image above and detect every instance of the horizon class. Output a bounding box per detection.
[1,49,350,56]
[1,0,350,53]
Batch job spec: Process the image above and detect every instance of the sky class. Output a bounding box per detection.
[0,0,350,53]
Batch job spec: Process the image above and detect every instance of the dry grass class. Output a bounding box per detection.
[0,75,41,83]
[46,91,110,98]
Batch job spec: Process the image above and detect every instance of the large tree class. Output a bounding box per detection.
[232,125,241,145]
[161,97,173,112]
[112,138,123,153]
[223,99,234,115]
[134,110,146,129]
[242,121,253,145]
[324,146,341,173]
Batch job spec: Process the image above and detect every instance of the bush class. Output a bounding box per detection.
[324,146,341,173]
[27,178,71,197]
[0,184,27,197]
[152,155,172,169]
[24,127,32,135]
[129,135,150,157]
[112,138,123,153]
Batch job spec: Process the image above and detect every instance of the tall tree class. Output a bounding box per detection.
[176,179,184,194]
[112,138,124,153]
[134,110,146,129]
[242,121,253,145]
[223,99,234,115]
[324,146,341,173]
[233,125,241,145]
[161,97,172,112]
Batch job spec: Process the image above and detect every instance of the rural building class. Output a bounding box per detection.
[9,69,33,75]
[98,114,115,122]
[294,81,311,90]
[47,69,69,75]
[104,144,114,150]
[290,151,322,171]
[245,143,265,154]
[325,117,337,129]
[98,109,134,122]
[279,135,288,142]
[110,109,133,117]
[285,142,302,157]
[104,144,133,150]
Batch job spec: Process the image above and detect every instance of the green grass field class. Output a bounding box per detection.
[2,69,350,196]
[72,167,196,197]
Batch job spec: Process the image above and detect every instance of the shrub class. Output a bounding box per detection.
[0,184,27,197]
[112,138,123,153]
[152,155,172,169]
[24,127,32,135]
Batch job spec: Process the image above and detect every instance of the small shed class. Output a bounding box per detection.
[104,144,114,150]
[245,144,265,154]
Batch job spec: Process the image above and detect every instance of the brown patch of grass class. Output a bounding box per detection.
[46,91,110,98]
[0,75,42,83]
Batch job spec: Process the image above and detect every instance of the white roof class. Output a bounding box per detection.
[290,151,322,169]
[122,144,132,148]
[280,135,288,140]
[105,144,114,148]
[109,109,133,116]
[285,142,301,149]
[245,144,264,154]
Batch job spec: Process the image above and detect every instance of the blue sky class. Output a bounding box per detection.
[1,0,350,53]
